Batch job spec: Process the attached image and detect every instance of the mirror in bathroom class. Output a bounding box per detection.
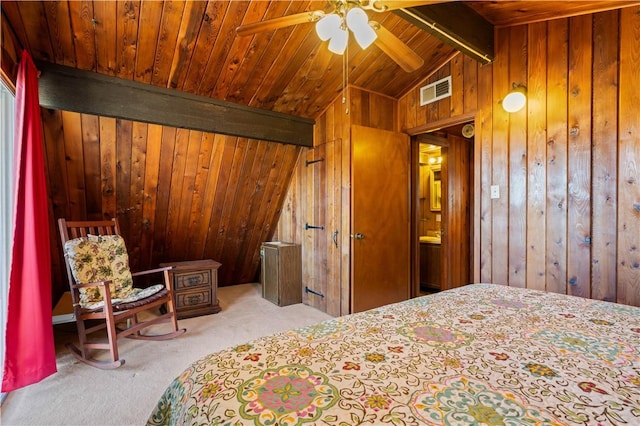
[430,165,441,211]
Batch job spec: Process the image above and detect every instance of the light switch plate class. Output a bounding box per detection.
[490,185,500,199]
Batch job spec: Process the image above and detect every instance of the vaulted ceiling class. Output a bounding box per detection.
[3,1,633,119]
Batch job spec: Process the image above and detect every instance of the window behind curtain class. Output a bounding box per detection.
[1,81,16,397]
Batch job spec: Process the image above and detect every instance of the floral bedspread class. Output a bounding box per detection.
[147,284,640,425]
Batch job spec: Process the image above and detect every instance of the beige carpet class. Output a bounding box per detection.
[0,283,332,425]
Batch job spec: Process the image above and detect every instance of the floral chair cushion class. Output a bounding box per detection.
[64,234,163,310]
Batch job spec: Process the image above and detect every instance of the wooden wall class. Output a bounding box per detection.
[43,109,301,300]
[274,87,397,316]
[399,6,640,307]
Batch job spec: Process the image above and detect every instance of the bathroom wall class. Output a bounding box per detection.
[419,151,441,237]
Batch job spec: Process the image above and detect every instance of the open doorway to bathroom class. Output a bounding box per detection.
[412,120,474,297]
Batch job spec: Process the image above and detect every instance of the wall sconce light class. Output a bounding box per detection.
[502,84,527,113]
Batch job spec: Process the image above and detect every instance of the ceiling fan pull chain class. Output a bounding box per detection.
[342,47,346,106]
[343,41,349,115]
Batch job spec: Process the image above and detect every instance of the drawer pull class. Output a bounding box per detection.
[186,294,203,305]
[177,290,211,308]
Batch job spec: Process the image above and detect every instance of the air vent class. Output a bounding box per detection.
[419,76,452,106]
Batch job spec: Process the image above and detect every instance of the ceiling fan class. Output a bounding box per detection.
[236,1,436,72]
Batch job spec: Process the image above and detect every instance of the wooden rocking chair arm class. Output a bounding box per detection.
[72,280,112,289]
[131,266,173,277]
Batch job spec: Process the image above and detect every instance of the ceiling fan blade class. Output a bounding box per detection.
[368,1,447,12]
[236,10,324,37]
[371,22,424,72]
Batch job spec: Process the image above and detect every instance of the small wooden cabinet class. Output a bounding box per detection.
[160,259,221,319]
[260,242,302,306]
[420,242,441,291]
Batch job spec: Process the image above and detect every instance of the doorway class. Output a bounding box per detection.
[412,121,474,297]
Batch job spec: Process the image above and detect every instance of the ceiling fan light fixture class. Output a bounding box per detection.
[346,7,369,28]
[315,13,341,41]
[353,23,377,49]
[347,8,377,49]
[328,27,348,54]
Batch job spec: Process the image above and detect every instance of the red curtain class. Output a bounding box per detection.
[2,50,57,392]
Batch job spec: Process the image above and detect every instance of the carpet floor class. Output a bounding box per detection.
[0,283,332,425]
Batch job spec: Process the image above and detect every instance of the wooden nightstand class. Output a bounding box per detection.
[160,259,222,319]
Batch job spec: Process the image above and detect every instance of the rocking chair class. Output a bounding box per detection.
[58,218,186,369]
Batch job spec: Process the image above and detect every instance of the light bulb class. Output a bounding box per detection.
[346,8,377,49]
[502,88,526,113]
[315,14,341,42]
[328,27,348,54]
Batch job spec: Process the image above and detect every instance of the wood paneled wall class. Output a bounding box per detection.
[399,53,479,131]
[274,87,397,316]
[43,109,300,300]
[399,6,640,307]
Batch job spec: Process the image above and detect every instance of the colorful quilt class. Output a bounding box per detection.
[147,284,640,425]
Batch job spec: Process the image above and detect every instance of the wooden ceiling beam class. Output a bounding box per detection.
[394,2,494,65]
[37,62,314,147]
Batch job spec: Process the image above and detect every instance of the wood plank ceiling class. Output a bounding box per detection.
[2,0,461,118]
[1,0,634,298]
[4,1,631,110]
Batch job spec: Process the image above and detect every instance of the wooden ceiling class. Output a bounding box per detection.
[1,0,453,119]
[467,1,640,27]
[3,1,634,120]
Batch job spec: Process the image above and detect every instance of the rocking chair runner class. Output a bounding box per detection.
[58,218,186,369]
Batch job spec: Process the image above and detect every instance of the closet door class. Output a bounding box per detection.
[300,139,345,317]
[351,125,411,313]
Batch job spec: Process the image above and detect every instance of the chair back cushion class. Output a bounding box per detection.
[64,234,135,308]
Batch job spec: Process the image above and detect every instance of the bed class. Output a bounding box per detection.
[147,284,640,425]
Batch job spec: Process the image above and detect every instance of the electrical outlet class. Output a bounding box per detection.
[490,185,500,199]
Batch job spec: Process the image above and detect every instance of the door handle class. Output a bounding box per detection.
[332,230,339,247]
[351,232,365,240]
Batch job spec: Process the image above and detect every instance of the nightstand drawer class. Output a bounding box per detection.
[175,270,211,290]
[176,289,211,309]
